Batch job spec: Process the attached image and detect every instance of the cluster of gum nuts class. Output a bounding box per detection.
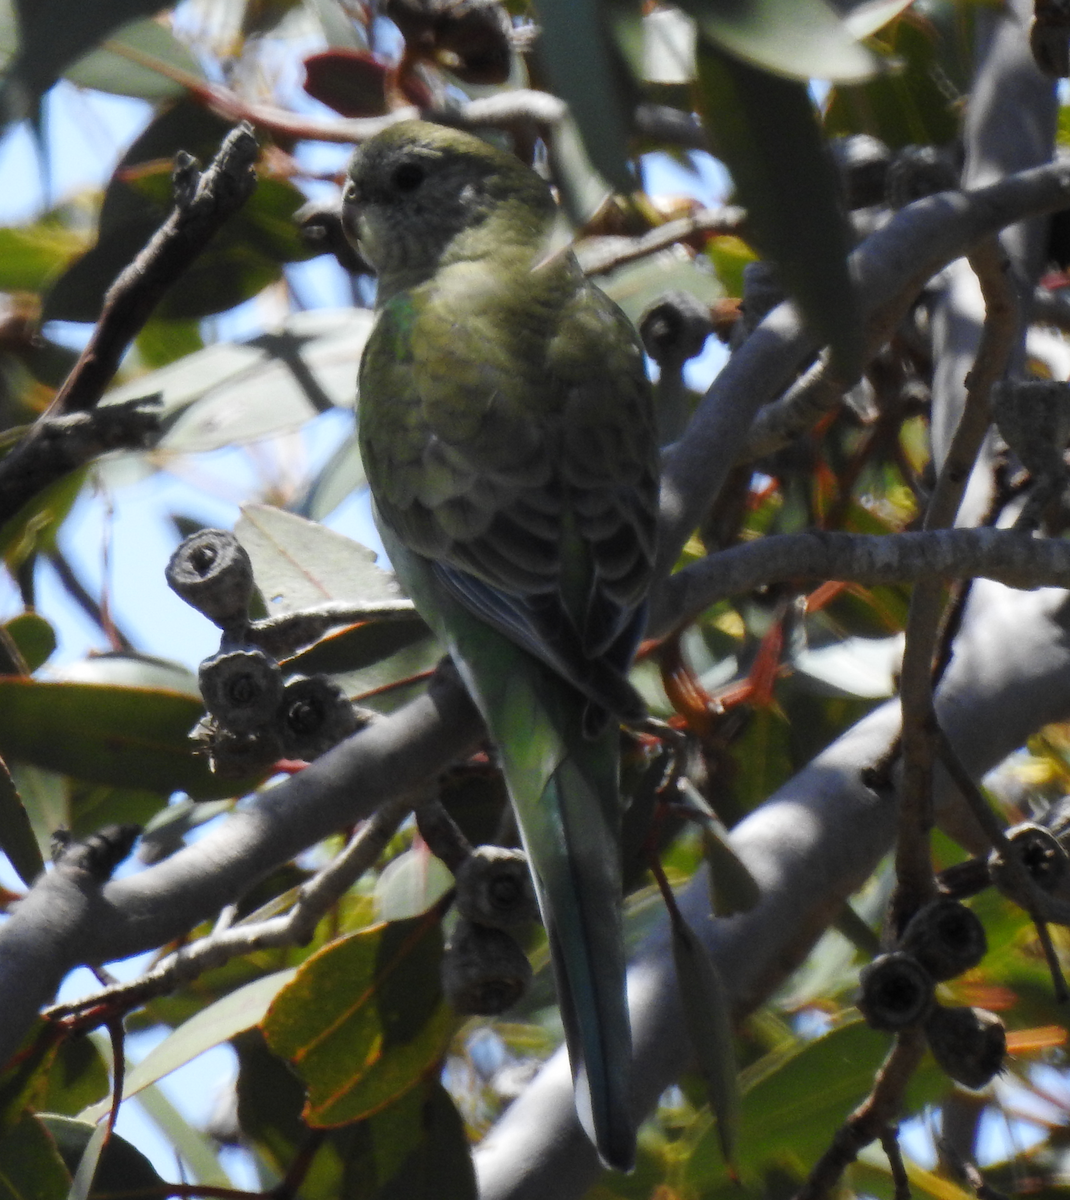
[166,526,543,1017]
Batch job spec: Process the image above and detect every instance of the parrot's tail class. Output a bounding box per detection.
[497,688,635,1172]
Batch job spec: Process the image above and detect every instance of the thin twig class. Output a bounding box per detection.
[893,237,1018,930]
[0,398,161,533]
[46,547,135,652]
[45,786,427,1027]
[652,157,1070,604]
[0,126,257,530]
[575,206,747,276]
[880,1127,912,1200]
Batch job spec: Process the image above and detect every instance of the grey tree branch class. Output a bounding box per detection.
[44,784,426,1024]
[0,668,482,1067]
[650,527,1070,638]
[654,154,1070,588]
[895,236,1019,925]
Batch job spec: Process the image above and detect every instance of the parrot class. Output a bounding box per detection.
[343,119,659,1170]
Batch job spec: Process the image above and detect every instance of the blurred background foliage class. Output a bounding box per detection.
[0,1,1069,1198]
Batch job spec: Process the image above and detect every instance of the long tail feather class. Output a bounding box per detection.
[384,534,635,1168]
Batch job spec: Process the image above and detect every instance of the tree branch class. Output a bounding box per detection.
[895,236,1019,926]
[0,125,259,532]
[650,527,1070,638]
[0,668,482,1067]
[53,124,258,416]
[654,155,1070,585]
[0,397,161,536]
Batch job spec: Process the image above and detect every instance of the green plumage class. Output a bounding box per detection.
[347,120,658,1169]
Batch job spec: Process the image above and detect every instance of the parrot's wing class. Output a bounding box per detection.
[358,264,658,714]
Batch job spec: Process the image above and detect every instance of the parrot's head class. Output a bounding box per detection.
[343,120,556,292]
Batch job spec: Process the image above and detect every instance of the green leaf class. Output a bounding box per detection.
[0,1021,63,1135]
[297,428,368,522]
[42,100,313,325]
[0,1111,71,1200]
[236,505,405,615]
[68,780,167,840]
[64,16,204,100]
[686,1019,947,1187]
[824,14,965,148]
[0,752,43,885]
[281,618,431,678]
[373,848,454,922]
[41,1114,163,1198]
[40,1039,109,1118]
[729,704,794,811]
[262,911,453,1127]
[679,0,884,83]
[135,316,204,370]
[679,782,760,917]
[66,1116,106,1200]
[51,652,199,696]
[9,764,68,862]
[0,676,247,799]
[134,1083,231,1187]
[0,221,86,293]
[78,970,297,1124]
[236,1033,474,1200]
[4,612,56,673]
[704,235,757,298]
[670,910,740,1166]
[373,1080,476,1200]
[44,175,313,323]
[0,0,168,126]
[0,468,87,569]
[696,40,862,378]
[535,0,636,196]
[596,246,724,327]
[102,309,373,453]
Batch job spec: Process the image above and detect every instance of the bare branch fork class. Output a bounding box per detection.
[0,124,259,529]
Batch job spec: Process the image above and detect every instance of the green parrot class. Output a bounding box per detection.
[344,120,658,1170]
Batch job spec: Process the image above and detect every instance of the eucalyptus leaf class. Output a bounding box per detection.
[670,908,740,1166]
[536,0,636,196]
[0,675,247,798]
[262,912,453,1126]
[79,970,298,1124]
[296,427,368,521]
[0,752,43,885]
[0,0,167,126]
[0,1112,72,1200]
[236,504,404,615]
[696,40,861,378]
[103,309,374,452]
[0,221,86,292]
[42,1114,164,1197]
[680,0,884,83]
[64,16,205,100]
[374,848,454,922]
[135,1083,231,1186]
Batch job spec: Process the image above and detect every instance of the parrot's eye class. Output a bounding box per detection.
[342,179,358,204]
[392,161,426,192]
